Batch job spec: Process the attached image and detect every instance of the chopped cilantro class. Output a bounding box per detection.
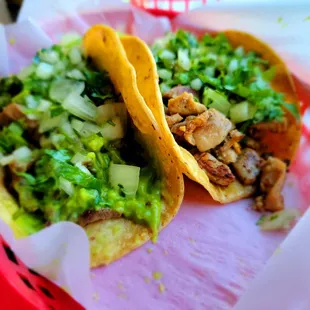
[152,30,295,126]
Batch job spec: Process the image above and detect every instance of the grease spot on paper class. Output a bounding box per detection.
[158,283,165,293]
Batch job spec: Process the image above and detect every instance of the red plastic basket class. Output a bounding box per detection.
[0,235,84,310]
[131,0,207,18]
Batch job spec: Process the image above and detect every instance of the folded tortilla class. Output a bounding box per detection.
[0,25,184,267]
[120,30,301,203]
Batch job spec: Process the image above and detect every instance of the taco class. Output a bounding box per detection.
[121,30,301,211]
[0,25,184,267]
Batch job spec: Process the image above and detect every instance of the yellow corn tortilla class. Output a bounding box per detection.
[120,30,301,203]
[0,25,184,267]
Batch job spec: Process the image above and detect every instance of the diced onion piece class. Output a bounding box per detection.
[71,152,89,165]
[60,33,82,47]
[18,65,35,80]
[75,163,91,175]
[71,118,84,132]
[81,122,101,137]
[39,113,67,133]
[50,134,65,147]
[71,119,101,137]
[35,62,54,80]
[258,209,300,231]
[206,53,217,61]
[160,83,170,94]
[54,61,67,73]
[49,79,85,103]
[59,177,74,196]
[66,69,85,80]
[230,101,256,124]
[177,49,191,71]
[63,93,97,122]
[228,58,238,74]
[235,46,244,57]
[40,50,59,64]
[0,147,32,166]
[13,147,32,162]
[37,99,52,112]
[0,154,14,166]
[158,69,172,80]
[25,95,39,109]
[69,47,82,65]
[204,66,215,77]
[203,88,231,116]
[61,121,77,139]
[190,78,203,91]
[109,163,140,196]
[100,117,125,140]
[159,49,175,61]
[97,102,127,125]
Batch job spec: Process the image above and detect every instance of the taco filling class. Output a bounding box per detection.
[150,30,300,212]
[0,34,163,237]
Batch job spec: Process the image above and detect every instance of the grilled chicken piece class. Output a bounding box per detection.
[253,157,286,212]
[79,208,122,227]
[232,148,262,185]
[0,103,37,128]
[215,148,238,164]
[221,129,245,151]
[171,116,195,138]
[183,109,234,152]
[163,85,199,100]
[194,152,235,186]
[167,92,206,116]
[165,113,183,128]
[215,129,245,164]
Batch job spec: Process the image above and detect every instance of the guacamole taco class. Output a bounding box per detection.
[121,30,301,211]
[0,25,184,267]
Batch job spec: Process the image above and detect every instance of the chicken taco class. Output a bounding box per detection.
[0,25,184,267]
[121,30,301,211]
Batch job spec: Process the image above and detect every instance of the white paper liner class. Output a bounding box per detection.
[0,1,309,309]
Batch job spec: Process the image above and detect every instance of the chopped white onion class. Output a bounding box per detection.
[39,112,68,133]
[0,147,32,166]
[258,209,301,231]
[100,117,125,140]
[71,119,84,132]
[71,153,89,165]
[228,58,239,74]
[40,50,59,64]
[59,177,74,196]
[109,163,140,196]
[75,163,92,175]
[18,65,35,80]
[49,79,85,103]
[37,99,52,112]
[97,102,127,125]
[63,93,97,122]
[66,69,85,80]
[177,49,191,71]
[0,154,14,166]
[61,121,77,139]
[25,95,39,109]
[35,62,54,80]
[69,47,82,65]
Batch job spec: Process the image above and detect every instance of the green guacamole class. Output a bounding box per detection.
[0,34,162,236]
